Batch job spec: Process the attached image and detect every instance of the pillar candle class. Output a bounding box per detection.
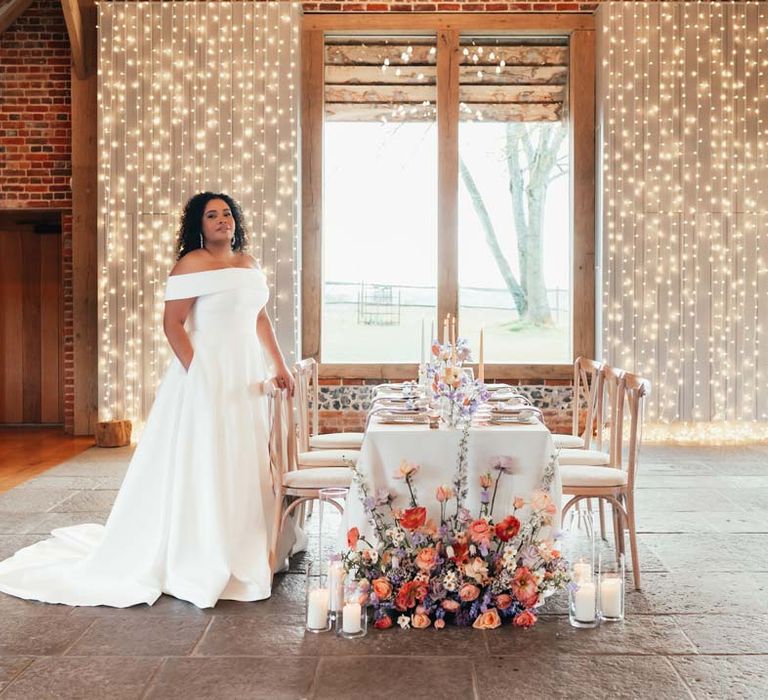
[573,581,596,622]
[307,588,329,629]
[573,560,592,584]
[600,577,622,618]
[328,561,345,613]
[342,602,362,633]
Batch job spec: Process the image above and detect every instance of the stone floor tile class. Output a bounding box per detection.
[314,656,475,700]
[14,476,109,491]
[197,614,488,658]
[0,535,45,560]
[671,655,768,699]
[65,616,210,657]
[0,489,78,514]
[486,616,696,656]
[51,490,119,512]
[621,572,768,615]
[633,488,743,513]
[0,592,75,618]
[69,593,208,619]
[18,511,108,534]
[1,656,161,700]
[0,658,33,694]
[636,510,768,534]
[642,533,768,572]
[474,655,691,700]
[145,657,318,700]
[673,614,768,654]
[0,512,47,536]
[0,616,93,655]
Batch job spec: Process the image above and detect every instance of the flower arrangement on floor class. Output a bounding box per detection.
[343,449,568,630]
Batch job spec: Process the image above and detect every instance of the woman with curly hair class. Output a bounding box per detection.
[0,192,300,609]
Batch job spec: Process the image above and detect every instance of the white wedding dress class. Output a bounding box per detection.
[0,267,297,608]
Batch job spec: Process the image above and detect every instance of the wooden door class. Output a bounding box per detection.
[0,222,63,424]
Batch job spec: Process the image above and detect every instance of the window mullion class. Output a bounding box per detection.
[437,29,460,343]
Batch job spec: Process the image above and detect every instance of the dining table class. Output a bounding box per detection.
[342,413,562,543]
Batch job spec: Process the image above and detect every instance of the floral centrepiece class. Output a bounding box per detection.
[427,338,489,427]
[344,453,567,630]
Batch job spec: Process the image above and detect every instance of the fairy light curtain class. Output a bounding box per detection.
[597,1,768,441]
[97,1,300,427]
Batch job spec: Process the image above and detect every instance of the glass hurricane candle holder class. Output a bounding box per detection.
[599,554,625,622]
[335,581,368,639]
[568,576,599,628]
[305,560,331,633]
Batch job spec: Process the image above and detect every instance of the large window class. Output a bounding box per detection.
[302,15,595,378]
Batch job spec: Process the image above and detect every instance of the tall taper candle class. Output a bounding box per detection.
[479,327,484,382]
[430,320,435,353]
[420,319,425,365]
[443,314,449,344]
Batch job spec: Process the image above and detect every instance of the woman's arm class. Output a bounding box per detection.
[257,307,295,394]
[163,297,196,370]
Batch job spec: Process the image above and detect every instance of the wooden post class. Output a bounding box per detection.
[95,419,132,448]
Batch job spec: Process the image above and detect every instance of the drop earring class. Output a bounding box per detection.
[200,232,204,249]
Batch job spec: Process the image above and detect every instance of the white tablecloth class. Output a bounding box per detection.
[344,420,562,542]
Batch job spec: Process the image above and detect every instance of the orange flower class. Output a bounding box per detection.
[479,473,493,489]
[441,599,460,613]
[458,583,481,602]
[472,608,502,630]
[463,557,489,584]
[511,567,539,608]
[468,518,492,546]
[412,612,432,629]
[513,609,538,629]
[495,515,521,542]
[372,577,392,600]
[494,593,513,610]
[400,506,427,531]
[421,519,438,538]
[397,459,420,479]
[347,527,360,549]
[416,547,439,572]
[434,618,446,630]
[436,485,454,502]
[513,497,525,509]
[395,580,428,611]
[449,541,469,565]
[374,615,393,630]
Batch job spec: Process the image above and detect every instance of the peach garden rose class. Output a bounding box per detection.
[472,608,502,630]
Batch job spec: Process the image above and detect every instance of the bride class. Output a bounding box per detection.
[0,192,299,608]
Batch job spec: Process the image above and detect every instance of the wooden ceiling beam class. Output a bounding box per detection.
[60,0,87,78]
[0,0,33,35]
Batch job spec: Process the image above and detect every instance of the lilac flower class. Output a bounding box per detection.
[492,456,518,474]
[429,578,447,601]
[363,496,375,512]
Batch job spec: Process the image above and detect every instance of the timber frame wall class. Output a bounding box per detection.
[301,12,596,381]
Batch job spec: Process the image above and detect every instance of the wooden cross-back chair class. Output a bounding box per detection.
[267,386,351,577]
[293,358,364,452]
[560,367,651,589]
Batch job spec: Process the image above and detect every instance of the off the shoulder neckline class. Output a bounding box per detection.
[169,267,262,280]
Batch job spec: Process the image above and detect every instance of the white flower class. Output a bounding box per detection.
[533,569,545,585]
[445,545,455,559]
[442,570,459,591]
[397,614,411,629]
[386,528,405,547]
[502,545,518,570]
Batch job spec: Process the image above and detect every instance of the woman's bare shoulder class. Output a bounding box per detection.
[169,250,211,276]
[240,253,261,270]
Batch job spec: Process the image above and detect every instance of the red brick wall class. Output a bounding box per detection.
[0,0,73,431]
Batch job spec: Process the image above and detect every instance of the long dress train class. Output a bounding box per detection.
[0,267,296,608]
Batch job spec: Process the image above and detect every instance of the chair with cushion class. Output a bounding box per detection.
[560,367,650,589]
[267,387,351,576]
[292,359,360,468]
[558,358,612,464]
[294,358,364,452]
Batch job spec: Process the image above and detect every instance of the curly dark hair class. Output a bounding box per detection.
[175,192,248,259]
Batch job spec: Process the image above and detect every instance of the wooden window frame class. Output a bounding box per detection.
[301,13,595,381]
